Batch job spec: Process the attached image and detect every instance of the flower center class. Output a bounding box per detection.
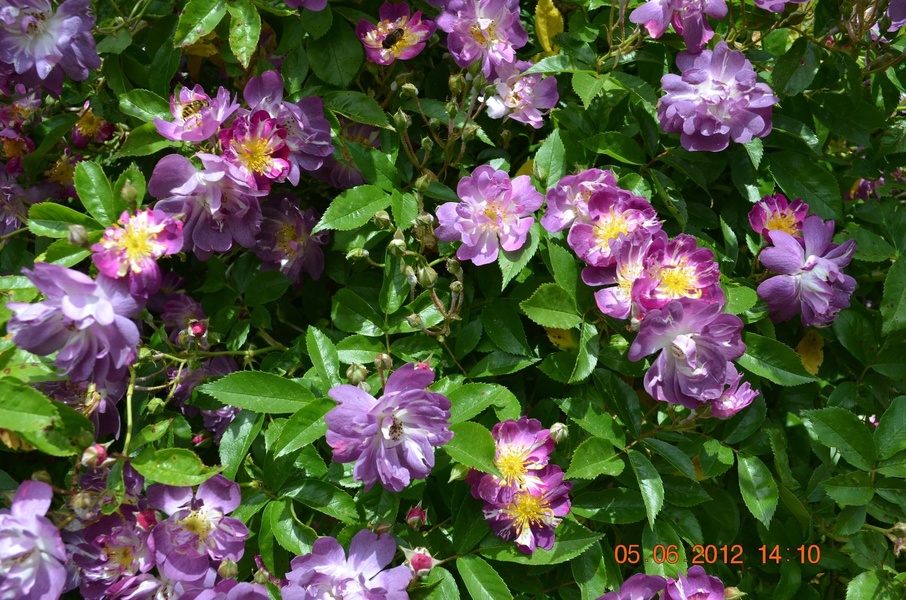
[381,414,405,444]
[46,155,76,185]
[495,447,527,483]
[120,223,155,265]
[470,20,497,45]
[2,137,28,159]
[104,543,135,570]
[25,13,47,36]
[76,111,105,138]
[235,137,273,174]
[593,212,630,253]
[276,223,304,253]
[506,492,550,532]
[181,509,215,542]
[765,211,799,236]
[659,264,701,299]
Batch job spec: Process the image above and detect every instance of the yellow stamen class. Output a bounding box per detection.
[46,155,76,186]
[659,262,701,299]
[593,212,630,253]
[236,137,272,174]
[181,510,214,542]
[2,137,28,160]
[76,110,105,139]
[508,493,548,532]
[765,212,799,236]
[496,448,527,483]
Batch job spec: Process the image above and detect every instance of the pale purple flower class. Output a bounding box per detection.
[710,365,759,419]
[597,573,667,600]
[91,209,184,298]
[435,165,543,266]
[628,298,746,409]
[148,153,266,260]
[436,0,528,77]
[583,233,663,321]
[483,465,572,554]
[285,0,328,10]
[146,475,249,582]
[754,0,808,12]
[7,263,141,384]
[541,168,619,233]
[658,42,779,152]
[0,165,38,235]
[154,85,239,143]
[629,0,727,53]
[0,0,100,86]
[357,3,436,65]
[254,192,328,284]
[0,481,67,600]
[757,215,857,327]
[326,362,454,492]
[468,416,555,504]
[180,579,269,600]
[282,529,412,599]
[485,60,558,129]
[747,193,809,239]
[218,110,291,190]
[567,187,661,268]
[663,566,724,600]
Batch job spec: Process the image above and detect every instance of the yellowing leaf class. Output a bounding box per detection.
[535,0,564,54]
[796,330,824,376]
[545,327,578,350]
[515,159,533,178]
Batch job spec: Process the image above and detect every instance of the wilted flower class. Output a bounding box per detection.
[597,573,667,600]
[91,209,184,298]
[747,194,809,239]
[219,110,291,190]
[658,42,779,152]
[628,298,746,409]
[0,481,67,600]
[541,169,620,233]
[436,0,528,77]
[147,475,249,582]
[71,101,114,148]
[154,85,239,143]
[1,127,33,174]
[629,0,728,53]
[254,192,328,284]
[357,3,436,65]
[282,529,412,599]
[40,379,125,439]
[753,0,808,12]
[485,60,559,129]
[757,215,857,327]
[710,366,759,419]
[7,263,141,384]
[326,362,453,492]
[435,165,543,266]
[663,566,725,600]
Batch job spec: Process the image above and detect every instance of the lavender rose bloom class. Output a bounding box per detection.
[282,529,412,599]
[435,165,543,266]
[629,298,746,409]
[254,192,328,284]
[326,362,454,492]
[748,193,809,240]
[710,365,759,419]
[0,481,67,600]
[597,573,667,600]
[663,566,724,600]
[583,233,662,321]
[436,0,528,77]
[757,215,857,327]
[7,263,141,384]
[541,168,620,233]
[154,85,239,143]
[629,0,728,54]
[357,3,436,65]
[754,0,807,12]
[658,42,779,152]
[485,60,559,129]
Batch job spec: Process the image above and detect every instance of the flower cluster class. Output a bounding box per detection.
[599,567,725,600]
[467,417,573,553]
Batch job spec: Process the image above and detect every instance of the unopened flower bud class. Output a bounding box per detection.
[549,422,568,443]
[31,470,52,484]
[346,247,369,261]
[402,547,440,578]
[415,211,435,228]
[406,313,424,329]
[406,504,428,530]
[81,443,108,468]
[373,521,393,535]
[449,280,463,293]
[192,432,212,448]
[404,265,418,287]
[448,463,470,481]
[724,587,747,600]
[347,363,368,385]
[373,210,392,230]
[147,397,166,415]
[374,353,393,372]
[401,83,419,97]
[444,101,457,117]
[70,491,95,514]
[417,266,438,288]
[446,258,462,277]
[358,381,371,394]
[137,509,158,531]
[218,559,239,579]
[119,179,138,204]
[68,224,89,247]
[393,108,411,132]
[420,136,434,154]
[387,238,407,256]
[892,522,906,538]
[189,320,207,338]
[462,124,479,141]
[449,73,467,94]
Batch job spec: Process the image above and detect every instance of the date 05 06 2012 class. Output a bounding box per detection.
[613,544,822,565]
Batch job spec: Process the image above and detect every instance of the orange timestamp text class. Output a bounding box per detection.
[613,544,822,565]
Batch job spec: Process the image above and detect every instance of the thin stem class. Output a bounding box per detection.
[122,368,138,456]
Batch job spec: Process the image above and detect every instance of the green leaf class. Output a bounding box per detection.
[811,93,886,147]
[219,411,265,480]
[875,396,906,460]
[822,471,875,507]
[443,422,502,478]
[226,0,261,68]
[131,447,223,486]
[270,499,316,555]
[114,164,147,208]
[245,270,291,306]
[737,333,816,386]
[468,352,538,377]
[22,113,78,178]
[332,288,385,336]
[571,542,609,600]
[499,222,541,290]
[520,284,581,329]
[481,300,531,356]
[118,89,171,122]
[279,479,359,523]
[566,438,624,480]
[737,453,779,528]
[130,418,174,449]
[479,519,601,565]
[547,243,579,301]
[28,202,101,238]
[301,6,333,39]
[725,285,758,315]
[538,321,599,384]
[118,122,181,157]
[594,369,641,437]
[448,384,519,424]
[414,567,460,600]
[324,91,389,128]
[723,396,766,444]
[881,259,906,336]
[379,251,408,315]
[642,521,687,579]
[642,439,697,481]
[336,335,384,364]
[771,38,820,96]
[767,151,842,220]
[628,449,663,527]
[174,0,227,47]
[273,398,332,459]
[314,185,389,232]
[0,378,59,433]
[306,327,342,388]
[282,44,309,95]
[846,571,901,600]
[572,489,647,524]
[571,71,606,108]
[849,226,896,262]
[390,190,418,230]
[74,161,121,226]
[533,129,566,188]
[456,555,513,600]
[199,371,316,413]
[553,397,625,447]
[20,400,94,457]
[581,132,646,165]
[308,20,363,88]
[803,407,878,470]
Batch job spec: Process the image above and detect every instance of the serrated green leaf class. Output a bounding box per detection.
[227,0,262,69]
[308,20,363,88]
[74,161,121,226]
[306,327,342,388]
[131,447,223,486]
[581,132,646,165]
[521,283,581,329]
[324,91,389,127]
[642,439,697,481]
[498,223,541,290]
[273,398,332,459]
[28,202,101,238]
[482,300,531,356]
[443,422,502,478]
[875,396,906,460]
[448,384,519,424]
[219,411,264,480]
[118,89,171,123]
[269,499,316,555]
[881,259,906,336]
[628,449,663,527]
[737,333,815,386]
[118,122,181,157]
[822,471,875,507]
[737,453,778,528]
[533,130,565,188]
[0,378,59,433]
[457,555,512,600]
[803,407,877,470]
[199,371,316,413]
[768,151,842,220]
[479,519,601,565]
[314,185,389,232]
[278,479,359,523]
[174,0,227,47]
[566,438,624,479]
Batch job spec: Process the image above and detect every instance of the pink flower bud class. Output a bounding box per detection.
[80,443,108,468]
[189,320,207,337]
[405,504,428,530]
[403,546,440,578]
[137,509,158,531]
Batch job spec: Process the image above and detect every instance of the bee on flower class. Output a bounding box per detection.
[357,3,436,65]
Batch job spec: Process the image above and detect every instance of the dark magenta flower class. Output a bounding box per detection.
[71,101,114,148]
[218,110,291,190]
[597,573,667,600]
[583,233,663,321]
[757,215,857,327]
[629,0,727,53]
[710,366,759,419]
[658,42,779,152]
[7,263,141,384]
[282,529,412,599]
[567,187,660,268]
[628,298,746,409]
[435,165,543,266]
[485,60,559,129]
[154,85,239,143]
[542,169,622,233]
[436,0,528,77]
[747,193,809,240]
[0,481,67,600]
[754,0,807,12]
[326,362,453,492]
[663,566,724,599]
[357,3,435,65]
[254,192,328,284]
[91,209,184,298]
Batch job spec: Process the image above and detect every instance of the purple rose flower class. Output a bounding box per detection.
[7,263,141,384]
[161,293,208,348]
[219,109,291,190]
[0,481,67,600]
[658,42,779,152]
[357,3,436,65]
[541,168,619,233]
[628,298,746,409]
[583,233,663,321]
[282,529,412,599]
[146,475,249,582]
[71,102,114,148]
[483,464,572,554]
[326,362,454,492]
[0,0,100,86]
[91,209,184,298]
[663,566,724,600]
[710,365,759,419]
[285,0,327,10]
[149,153,266,260]
[747,193,809,240]
[753,0,807,12]
[435,165,543,266]
[629,0,728,53]
[180,579,269,600]
[891,0,906,23]
[254,192,328,284]
[485,60,559,129]
[154,85,240,143]
[597,573,667,600]
[436,0,528,77]
[757,215,857,327]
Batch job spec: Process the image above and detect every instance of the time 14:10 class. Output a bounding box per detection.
[759,544,821,564]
